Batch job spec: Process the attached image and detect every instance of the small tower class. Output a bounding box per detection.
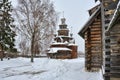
[54,17,73,43]
[58,18,69,36]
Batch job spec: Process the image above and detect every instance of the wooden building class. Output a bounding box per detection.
[47,17,78,59]
[104,2,120,80]
[99,0,119,80]
[78,0,120,79]
[47,47,72,59]
[78,5,103,71]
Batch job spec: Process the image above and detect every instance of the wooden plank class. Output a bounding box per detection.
[110,78,120,80]
[91,54,102,57]
[91,40,102,43]
[91,25,101,29]
[91,27,101,30]
[91,41,102,44]
[96,19,101,22]
[110,35,120,38]
[91,59,102,62]
[111,63,120,66]
[91,44,102,47]
[91,49,102,52]
[93,22,101,25]
[110,41,117,44]
[91,28,101,31]
[110,42,117,44]
[110,32,120,35]
[91,26,101,31]
[111,58,120,61]
[91,37,101,41]
[91,34,101,38]
[91,30,101,33]
[91,31,101,35]
[112,28,120,32]
[111,53,120,56]
[91,51,101,53]
[91,32,101,38]
[91,30,101,32]
[110,43,118,46]
[110,73,120,78]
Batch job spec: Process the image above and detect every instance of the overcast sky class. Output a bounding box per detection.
[11,0,99,52]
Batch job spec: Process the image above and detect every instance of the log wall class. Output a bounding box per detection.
[105,23,120,80]
[103,1,119,80]
[68,45,77,58]
[84,15,102,71]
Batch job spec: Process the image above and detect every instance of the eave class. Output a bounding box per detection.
[107,1,120,31]
[78,6,101,38]
[88,4,100,16]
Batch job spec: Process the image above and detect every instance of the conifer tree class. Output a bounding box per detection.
[0,0,16,54]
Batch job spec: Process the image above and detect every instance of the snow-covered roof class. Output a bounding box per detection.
[68,43,77,46]
[58,29,69,30]
[52,42,67,45]
[55,35,72,38]
[48,47,72,54]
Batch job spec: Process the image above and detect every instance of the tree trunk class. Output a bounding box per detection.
[31,34,35,63]
[31,41,34,62]
[1,58,3,61]
[0,46,4,61]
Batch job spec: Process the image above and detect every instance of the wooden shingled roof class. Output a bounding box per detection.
[88,4,100,16]
[95,0,119,8]
[107,1,120,31]
[78,5,101,38]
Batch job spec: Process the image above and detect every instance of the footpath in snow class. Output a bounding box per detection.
[0,57,103,80]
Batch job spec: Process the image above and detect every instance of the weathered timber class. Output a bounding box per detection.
[78,5,102,72]
[91,37,101,40]
[104,2,120,78]
[92,22,101,25]
[91,40,101,43]
[90,25,101,28]
[91,34,101,38]
[91,31,101,35]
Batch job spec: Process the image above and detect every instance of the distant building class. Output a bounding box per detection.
[47,17,77,59]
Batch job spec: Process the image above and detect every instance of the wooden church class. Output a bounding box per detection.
[47,17,77,59]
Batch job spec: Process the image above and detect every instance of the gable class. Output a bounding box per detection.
[78,6,101,38]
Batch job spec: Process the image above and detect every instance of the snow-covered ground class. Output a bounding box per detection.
[0,57,103,80]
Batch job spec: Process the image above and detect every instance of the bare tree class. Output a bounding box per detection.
[14,0,58,62]
[19,38,29,55]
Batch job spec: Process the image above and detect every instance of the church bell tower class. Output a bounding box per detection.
[58,18,69,36]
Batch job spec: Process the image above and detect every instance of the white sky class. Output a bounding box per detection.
[10,0,99,52]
